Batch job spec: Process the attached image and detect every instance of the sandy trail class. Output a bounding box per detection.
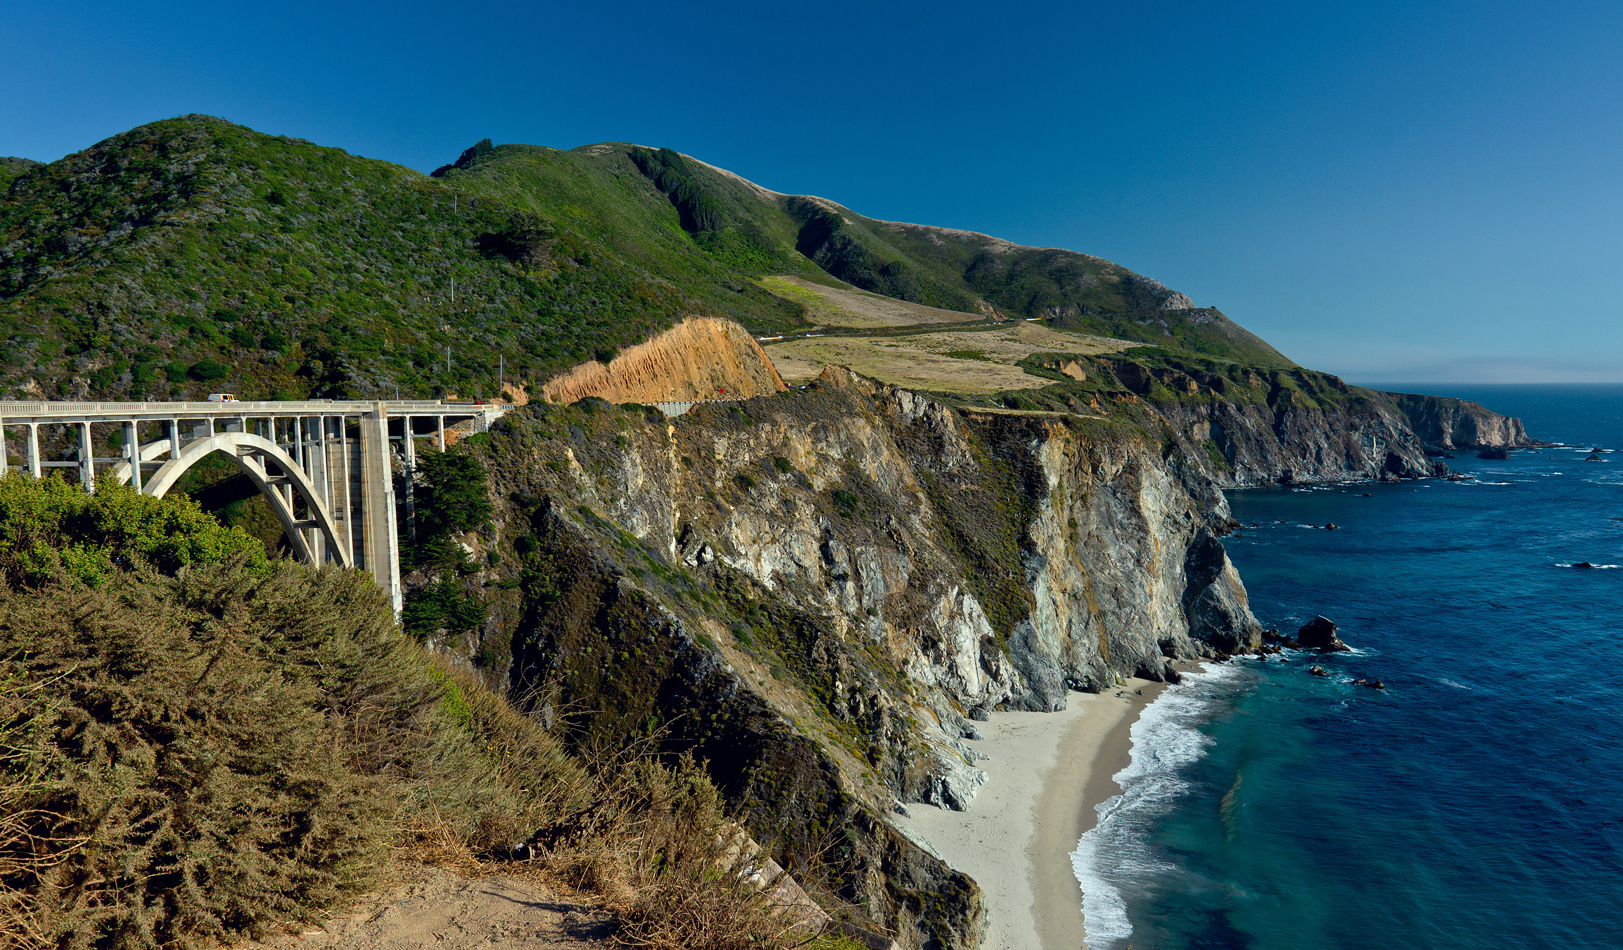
[247,866,612,950]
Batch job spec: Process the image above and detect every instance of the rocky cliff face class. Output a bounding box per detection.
[1387,391,1531,450]
[1080,359,1530,489]
[1157,398,1449,487]
[1128,387,1527,489]
[539,316,786,405]
[445,366,1264,949]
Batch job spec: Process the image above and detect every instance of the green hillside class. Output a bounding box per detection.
[0,119,796,401]
[0,117,1291,401]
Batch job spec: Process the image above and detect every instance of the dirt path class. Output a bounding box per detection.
[248,867,612,950]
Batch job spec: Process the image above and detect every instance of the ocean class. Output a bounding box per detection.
[1073,384,1623,950]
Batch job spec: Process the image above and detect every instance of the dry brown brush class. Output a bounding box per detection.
[0,562,848,950]
[0,478,850,950]
[0,558,595,950]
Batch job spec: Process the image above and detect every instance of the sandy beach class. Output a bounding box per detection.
[890,679,1168,950]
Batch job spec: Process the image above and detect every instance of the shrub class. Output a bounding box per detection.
[0,475,267,587]
[0,565,398,948]
[0,553,594,950]
[186,358,229,381]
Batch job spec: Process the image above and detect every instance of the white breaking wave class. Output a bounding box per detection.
[1071,662,1250,950]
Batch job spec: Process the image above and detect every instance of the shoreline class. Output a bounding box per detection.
[1032,679,1167,950]
[888,679,1167,950]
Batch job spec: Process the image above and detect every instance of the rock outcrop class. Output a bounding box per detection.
[1089,364,1529,489]
[1389,392,1530,450]
[1297,615,1351,652]
[539,316,786,405]
[1159,397,1449,487]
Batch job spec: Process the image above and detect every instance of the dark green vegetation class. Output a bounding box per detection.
[402,448,493,640]
[0,118,761,400]
[3,116,1290,403]
[0,479,867,950]
[0,475,267,586]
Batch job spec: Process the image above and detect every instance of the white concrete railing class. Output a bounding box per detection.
[651,398,744,417]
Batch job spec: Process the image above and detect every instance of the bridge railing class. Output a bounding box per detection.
[0,399,500,417]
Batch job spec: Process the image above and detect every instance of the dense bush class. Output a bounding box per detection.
[0,475,267,587]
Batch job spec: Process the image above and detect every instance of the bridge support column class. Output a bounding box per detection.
[78,423,95,493]
[124,421,142,491]
[25,425,40,478]
[401,416,417,542]
[337,417,355,563]
[361,406,403,614]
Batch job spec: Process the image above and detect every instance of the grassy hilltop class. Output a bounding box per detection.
[1,116,1290,402]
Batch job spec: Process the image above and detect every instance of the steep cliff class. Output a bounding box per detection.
[1013,354,1530,488]
[1153,388,1529,488]
[539,316,786,405]
[1156,397,1447,486]
[1387,390,1532,450]
[433,367,1264,948]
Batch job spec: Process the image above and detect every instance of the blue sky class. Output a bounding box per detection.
[5,0,1621,382]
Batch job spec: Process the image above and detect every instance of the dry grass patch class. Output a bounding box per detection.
[766,321,1137,393]
[757,276,985,329]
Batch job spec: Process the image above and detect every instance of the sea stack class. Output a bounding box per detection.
[1297,615,1352,652]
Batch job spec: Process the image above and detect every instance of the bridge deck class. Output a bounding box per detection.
[0,399,505,423]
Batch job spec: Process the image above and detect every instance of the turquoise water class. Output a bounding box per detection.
[1073,384,1623,949]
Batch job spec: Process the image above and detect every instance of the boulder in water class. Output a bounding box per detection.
[1309,665,1329,677]
[1476,446,1510,460]
[1298,615,1352,652]
[1573,561,1595,569]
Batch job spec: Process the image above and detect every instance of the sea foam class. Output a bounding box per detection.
[1071,662,1249,950]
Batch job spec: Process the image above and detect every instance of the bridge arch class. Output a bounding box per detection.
[110,433,352,568]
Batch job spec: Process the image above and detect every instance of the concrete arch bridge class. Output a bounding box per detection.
[0,399,507,611]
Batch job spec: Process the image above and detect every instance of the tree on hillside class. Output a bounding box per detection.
[402,449,490,638]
